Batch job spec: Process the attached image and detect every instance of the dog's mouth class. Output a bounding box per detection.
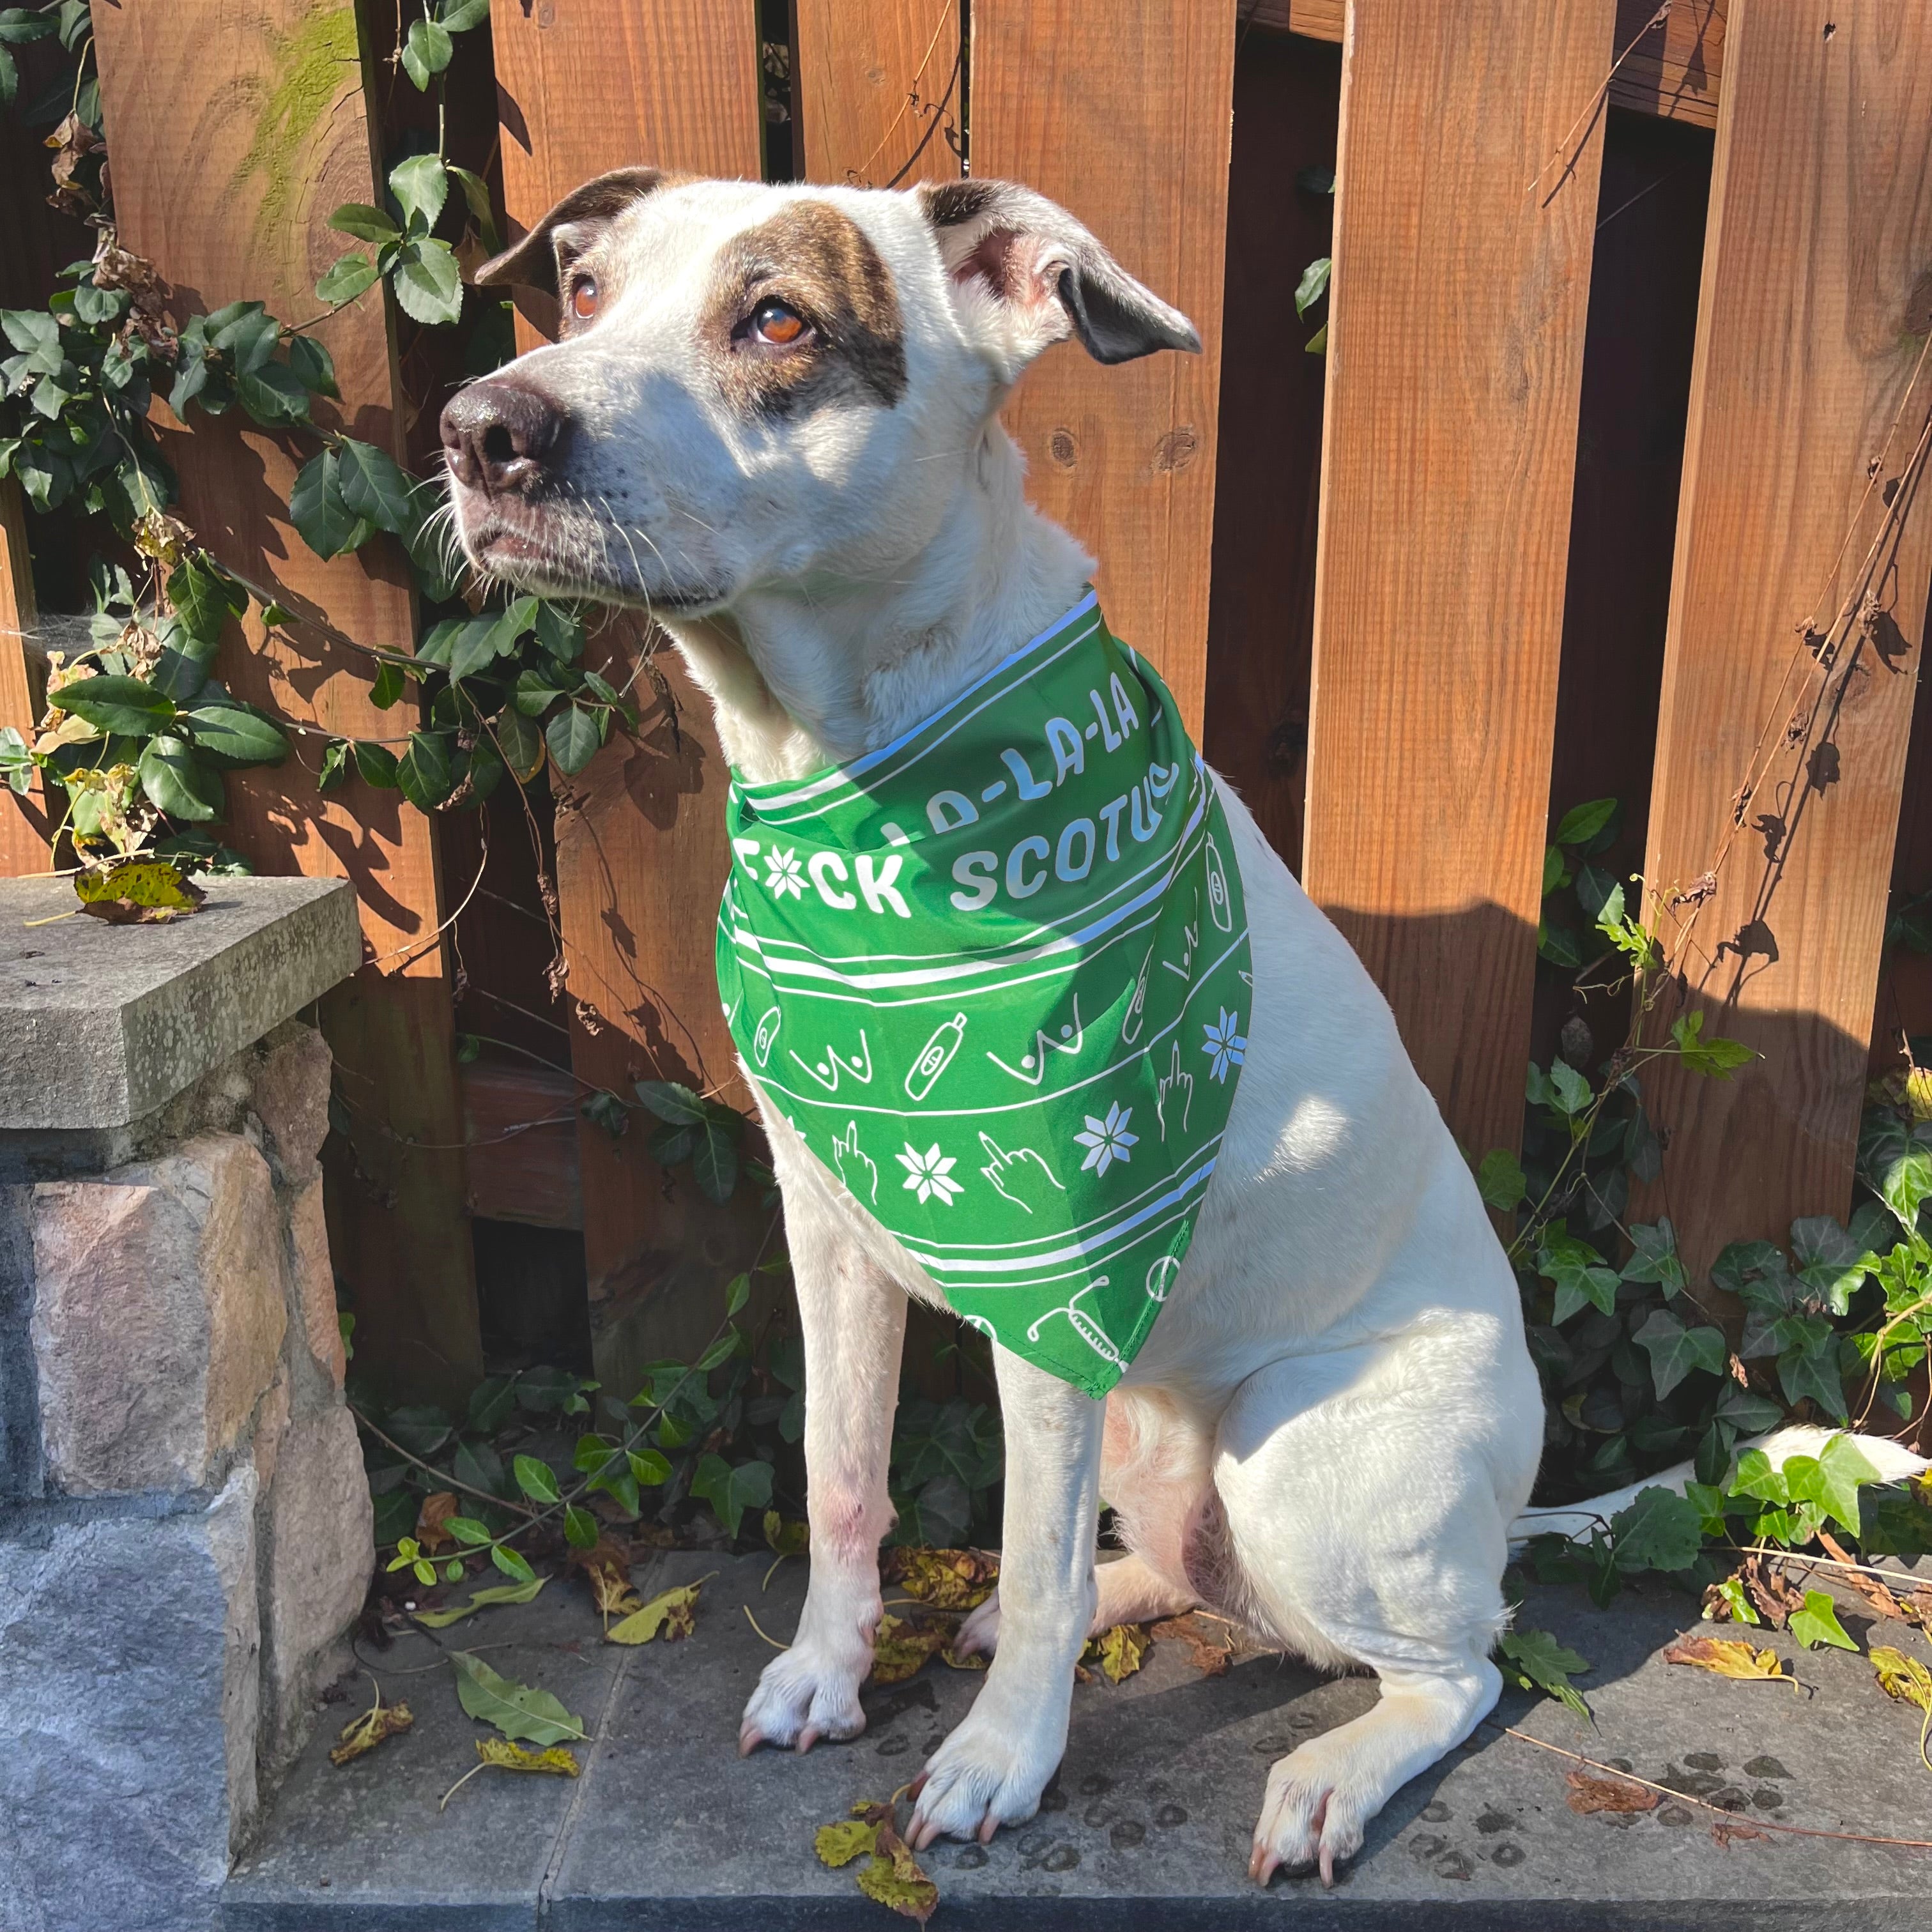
[457,498,728,616]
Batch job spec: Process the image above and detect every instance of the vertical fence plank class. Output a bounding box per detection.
[969,2,1238,732]
[488,0,767,1395]
[793,0,963,187]
[91,0,482,1402]
[1300,0,1616,1162]
[0,477,50,873]
[1639,1,1932,1279]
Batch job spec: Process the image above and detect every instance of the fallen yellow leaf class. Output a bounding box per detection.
[870,1611,951,1684]
[1872,1644,1932,1713]
[1663,1635,1794,1685]
[813,1819,878,1868]
[884,1547,999,1611]
[476,1738,579,1776]
[1082,1623,1151,1684]
[763,1510,809,1556]
[328,1690,413,1765]
[606,1576,709,1645]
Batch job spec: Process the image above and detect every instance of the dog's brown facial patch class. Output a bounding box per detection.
[705,201,907,419]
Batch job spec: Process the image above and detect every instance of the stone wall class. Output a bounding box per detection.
[0,1020,374,1932]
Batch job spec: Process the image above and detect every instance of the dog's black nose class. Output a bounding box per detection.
[440,379,564,495]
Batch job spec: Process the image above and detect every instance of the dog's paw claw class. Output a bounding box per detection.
[953,1592,1001,1659]
[905,1699,1061,1847]
[738,1636,869,1755]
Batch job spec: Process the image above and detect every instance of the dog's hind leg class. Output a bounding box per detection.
[1211,1332,1539,1885]
[953,1386,1208,1657]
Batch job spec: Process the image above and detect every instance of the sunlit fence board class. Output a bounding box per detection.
[487,0,767,1394]
[1639,0,1932,1280]
[1301,0,1617,1162]
[793,0,964,187]
[968,0,1238,733]
[91,0,480,1402]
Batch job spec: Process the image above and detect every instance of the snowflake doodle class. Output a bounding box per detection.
[1201,1008,1246,1084]
[1074,1101,1138,1177]
[763,847,806,900]
[898,1141,963,1205]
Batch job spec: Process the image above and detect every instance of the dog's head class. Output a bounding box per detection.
[440,173,1197,612]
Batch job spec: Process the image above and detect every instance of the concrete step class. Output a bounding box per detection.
[224,1551,1932,1930]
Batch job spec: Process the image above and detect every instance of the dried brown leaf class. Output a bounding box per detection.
[416,1491,459,1555]
[859,1818,939,1924]
[1740,1554,1805,1630]
[1564,1769,1659,1816]
[1152,1613,1232,1678]
[1710,1819,1770,1848]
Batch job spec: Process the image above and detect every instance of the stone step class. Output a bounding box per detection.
[224,1552,1932,1930]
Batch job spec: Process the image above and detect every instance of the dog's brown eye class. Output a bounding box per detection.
[570,277,599,321]
[753,300,806,345]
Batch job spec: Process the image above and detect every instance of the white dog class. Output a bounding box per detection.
[443,171,1924,1883]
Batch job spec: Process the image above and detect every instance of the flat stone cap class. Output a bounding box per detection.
[0,874,361,1130]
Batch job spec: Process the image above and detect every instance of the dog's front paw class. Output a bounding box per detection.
[907,1688,1066,1849]
[952,1591,1002,1657]
[739,1632,871,1756]
[1249,1735,1375,1888]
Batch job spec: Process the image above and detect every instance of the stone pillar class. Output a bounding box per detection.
[0,877,369,1932]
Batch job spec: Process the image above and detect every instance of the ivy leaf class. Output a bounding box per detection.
[289,448,374,560]
[1781,1433,1880,1537]
[315,250,380,305]
[1498,1627,1592,1719]
[390,152,450,232]
[1621,1218,1687,1296]
[1880,1149,1932,1233]
[401,15,453,88]
[1631,1307,1726,1400]
[1609,1486,1705,1573]
[390,236,464,325]
[544,702,601,775]
[1547,1059,1593,1115]
[1671,1011,1755,1078]
[52,673,176,735]
[335,436,420,535]
[1775,1320,1848,1421]
[449,1650,585,1746]
[1788,1216,1874,1315]
[1788,1588,1857,1653]
[690,1453,772,1538]
[1475,1148,1526,1213]
[1538,1227,1620,1323]
[137,734,224,822]
[329,202,402,245]
[396,730,455,810]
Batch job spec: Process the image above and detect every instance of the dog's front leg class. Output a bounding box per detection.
[739,1196,905,1756]
[908,1350,1103,1848]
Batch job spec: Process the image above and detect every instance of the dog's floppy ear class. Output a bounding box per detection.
[916,178,1199,367]
[475,167,667,295]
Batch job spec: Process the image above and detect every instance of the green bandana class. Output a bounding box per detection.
[716,591,1251,1397]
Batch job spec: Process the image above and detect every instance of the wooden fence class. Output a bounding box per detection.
[3,0,1929,1407]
